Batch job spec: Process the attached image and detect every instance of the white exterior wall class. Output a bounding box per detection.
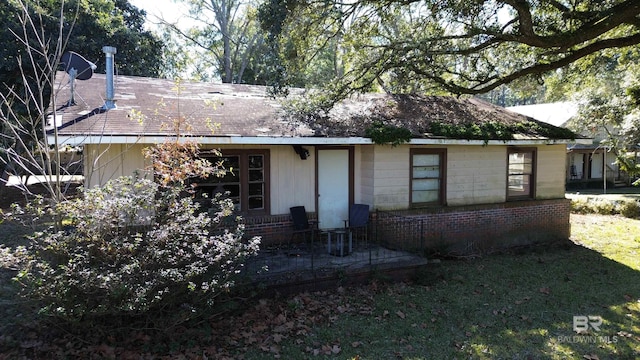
[85,143,317,216]
[368,145,508,209]
[84,143,149,189]
[446,145,507,206]
[536,144,567,199]
[268,145,316,215]
[360,145,375,206]
[371,146,411,210]
[85,142,567,215]
[199,144,317,215]
[366,144,567,210]
[352,146,363,204]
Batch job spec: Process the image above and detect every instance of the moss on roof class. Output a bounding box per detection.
[285,93,579,141]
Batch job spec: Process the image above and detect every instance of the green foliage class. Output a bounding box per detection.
[364,121,412,146]
[259,0,640,100]
[166,0,277,84]
[570,199,591,214]
[570,198,640,219]
[429,121,513,141]
[428,120,576,142]
[63,0,164,77]
[1,0,164,181]
[0,0,163,92]
[626,85,640,107]
[595,200,616,215]
[3,142,260,328]
[618,200,640,218]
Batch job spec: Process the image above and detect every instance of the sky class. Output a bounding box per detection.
[129,0,192,29]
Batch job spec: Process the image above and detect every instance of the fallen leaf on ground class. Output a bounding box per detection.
[539,287,550,295]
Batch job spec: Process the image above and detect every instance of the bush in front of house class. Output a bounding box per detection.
[8,176,259,326]
[617,200,640,218]
[571,198,640,219]
[570,199,593,214]
[2,140,260,329]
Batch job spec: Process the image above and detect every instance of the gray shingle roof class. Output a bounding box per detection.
[50,73,577,142]
[51,73,309,138]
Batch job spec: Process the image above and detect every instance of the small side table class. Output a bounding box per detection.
[327,229,352,256]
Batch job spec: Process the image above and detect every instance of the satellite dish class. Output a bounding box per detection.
[60,51,96,80]
[60,51,97,106]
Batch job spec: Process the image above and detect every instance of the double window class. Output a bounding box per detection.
[410,149,446,206]
[507,148,535,199]
[195,150,269,214]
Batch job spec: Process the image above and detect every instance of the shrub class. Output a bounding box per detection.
[365,121,412,146]
[594,200,616,215]
[5,140,260,328]
[617,200,640,219]
[571,198,640,219]
[571,199,591,214]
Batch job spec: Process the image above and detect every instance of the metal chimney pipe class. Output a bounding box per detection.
[102,46,117,110]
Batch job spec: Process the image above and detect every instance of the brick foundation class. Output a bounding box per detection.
[242,212,318,246]
[242,199,571,255]
[373,198,571,255]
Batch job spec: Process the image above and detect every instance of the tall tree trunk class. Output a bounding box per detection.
[214,0,233,83]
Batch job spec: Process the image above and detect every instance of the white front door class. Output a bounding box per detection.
[591,153,604,178]
[317,149,350,230]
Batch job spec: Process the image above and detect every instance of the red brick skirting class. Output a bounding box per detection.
[242,199,571,255]
[242,212,317,247]
[373,198,571,255]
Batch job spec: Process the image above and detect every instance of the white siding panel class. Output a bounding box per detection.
[372,146,410,210]
[84,143,148,188]
[353,146,363,204]
[446,146,506,206]
[360,145,375,206]
[536,144,567,199]
[269,146,316,215]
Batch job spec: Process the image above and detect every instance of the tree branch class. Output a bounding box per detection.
[425,32,640,95]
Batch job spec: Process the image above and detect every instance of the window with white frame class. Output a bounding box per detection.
[410,149,446,206]
[507,148,535,199]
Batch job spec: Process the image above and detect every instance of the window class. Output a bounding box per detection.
[507,148,535,199]
[410,149,446,206]
[195,150,269,214]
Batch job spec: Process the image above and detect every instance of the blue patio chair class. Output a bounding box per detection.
[344,203,370,244]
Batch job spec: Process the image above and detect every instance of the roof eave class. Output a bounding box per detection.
[48,134,592,147]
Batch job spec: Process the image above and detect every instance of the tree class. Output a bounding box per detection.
[1,2,261,330]
[0,0,67,202]
[555,47,640,181]
[1,0,163,97]
[162,0,270,84]
[259,0,640,100]
[0,0,164,198]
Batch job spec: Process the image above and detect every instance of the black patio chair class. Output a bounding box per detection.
[344,203,370,244]
[289,206,318,250]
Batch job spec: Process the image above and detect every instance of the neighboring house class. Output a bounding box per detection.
[507,102,622,188]
[47,67,589,255]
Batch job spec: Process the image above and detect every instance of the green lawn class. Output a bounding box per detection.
[1,214,640,359]
[233,214,640,359]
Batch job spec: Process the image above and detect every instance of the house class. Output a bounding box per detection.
[507,102,626,189]
[47,58,589,255]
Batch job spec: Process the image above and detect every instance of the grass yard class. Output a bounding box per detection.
[1,213,639,359]
[235,213,640,360]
